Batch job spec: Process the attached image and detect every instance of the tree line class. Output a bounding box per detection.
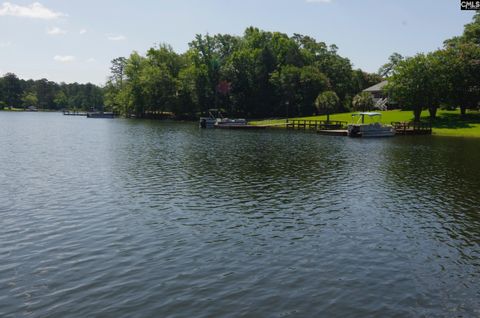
[3,13,478,121]
[386,12,480,121]
[0,73,104,111]
[104,27,382,118]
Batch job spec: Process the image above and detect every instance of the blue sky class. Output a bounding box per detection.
[0,0,475,85]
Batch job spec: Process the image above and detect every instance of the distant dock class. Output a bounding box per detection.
[87,112,114,118]
[63,110,87,116]
[63,110,115,118]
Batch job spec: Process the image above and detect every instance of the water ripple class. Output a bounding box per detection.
[1,113,479,317]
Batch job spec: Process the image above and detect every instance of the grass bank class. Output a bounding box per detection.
[0,107,27,112]
[250,109,480,138]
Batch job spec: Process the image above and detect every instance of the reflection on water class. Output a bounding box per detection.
[0,112,479,317]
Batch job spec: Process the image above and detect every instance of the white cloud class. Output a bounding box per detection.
[0,2,66,19]
[54,55,75,63]
[107,34,126,41]
[0,41,12,47]
[86,58,96,63]
[47,27,67,35]
[306,0,332,2]
[79,28,87,35]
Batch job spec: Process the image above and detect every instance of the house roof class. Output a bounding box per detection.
[363,80,388,93]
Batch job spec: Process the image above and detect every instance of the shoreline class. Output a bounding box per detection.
[3,109,480,138]
[250,109,480,138]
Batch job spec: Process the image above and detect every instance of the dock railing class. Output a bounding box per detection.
[286,119,347,130]
[392,121,432,135]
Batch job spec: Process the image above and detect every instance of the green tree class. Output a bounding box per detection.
[175,64,200,117]
[270,65,302,117]
[462,12,480,45]
[351,69,383,93]
[141,63,176,113]
[270,65,330,116]
[21,91,38,109]
[54,91,68,109]
[315,91,339,122]
[35,79,58,110]
[378,53,404,77]
[438,43,480,116]
[445,12,480,47]
[224,44,276,117]
[141,44,181,114]
[124,52,147,117]
[0,76,4,105]
[352,92,374,111]
[298,66,330,115]
[0,74,104,111]
[103,80,120,113]
[314,45,353,102]
[2,73,22,108]
[386,54,435,121]
[105,57,127,113]
[188,34,222,113]
[423,51,448,119]
[109,57,127,88]
[100,27,370,118]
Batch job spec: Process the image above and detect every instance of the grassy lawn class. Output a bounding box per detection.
[0,107,26,112]
[250,109,480,137]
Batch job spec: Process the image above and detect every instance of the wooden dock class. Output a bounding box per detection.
[286,119,347,130]
[87,112,115,118]
[63,110,87,116]
[392,122,432,135]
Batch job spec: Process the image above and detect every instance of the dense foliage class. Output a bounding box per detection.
[352,92,374,112]
[315,91,339,122]
[387,12,480,121]
[104,27,379,118]
[0,73,104,111]
[4,13,478,121]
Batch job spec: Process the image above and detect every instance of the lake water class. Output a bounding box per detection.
[1,112,479,317]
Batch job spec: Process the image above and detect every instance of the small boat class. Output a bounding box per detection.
[347,112,395,137]
[87,112,115,118]
[199,113,217,128]
[199,109,247,128]
[216,117,247,127]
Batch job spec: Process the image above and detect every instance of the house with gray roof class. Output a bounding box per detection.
[363,80,390,110]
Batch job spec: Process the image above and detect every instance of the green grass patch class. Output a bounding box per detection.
[429,111,480,137]
[0,107,26,112]
[250,109,480,137]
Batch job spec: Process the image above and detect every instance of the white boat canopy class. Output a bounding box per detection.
[351,112,383,124]
[352,112,382,117]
